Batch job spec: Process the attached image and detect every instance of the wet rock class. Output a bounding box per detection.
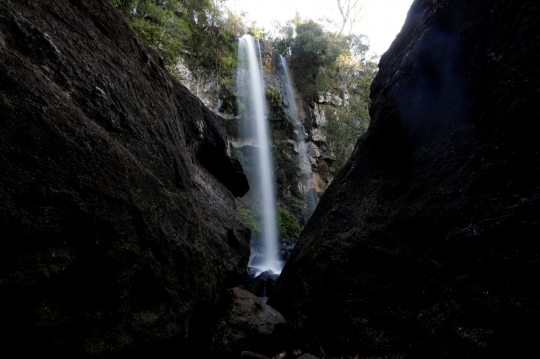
[297,354,320,359]
[243,267,261,287]
[270,352,287,359]
[0,0,250,357]
[211,288,287,358]
[246,271,280,297]
[279,238,297,261]
[240,351,271,359]
[270,0,540,358]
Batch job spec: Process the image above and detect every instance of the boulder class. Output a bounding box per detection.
[270,0,540,358]
[317,161,329,182]
[243,267,261,287]
[240,352,271,359]
[279,238,297,261]
[0,0,249,357]
[211,288,287,358]
[310,129,326,144]
[311,103,327,128]
[246,271,280,298]
[297,355,320,359]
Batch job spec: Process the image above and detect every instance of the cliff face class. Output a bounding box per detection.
[183,39,338,223]
[270,0,540,357]
[0,0,249,356]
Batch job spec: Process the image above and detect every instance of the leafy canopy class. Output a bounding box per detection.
[269,13,379,172]
[112,0,243,79]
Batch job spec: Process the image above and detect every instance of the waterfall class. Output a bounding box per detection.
[237,35,283,274]
[280,55,317,215]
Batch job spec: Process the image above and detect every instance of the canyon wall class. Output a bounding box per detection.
[269,0,540,357]
[0,0,250,356]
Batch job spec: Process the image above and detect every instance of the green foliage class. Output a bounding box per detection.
[219,75,234,86]
[271,126,298,185]
[238,207,300,240]
[217,79,238,116]
[270,125,305,215]
[238,208,261,236]
[113,0,189,71]
[266,85,286,120]
[248,22,267,39]
[232,146,246,167]
[284,194,303,212]
[236,97,245,113]
[278,210,300,240]
[112,0,244,80]
[325,41,378,172]
[270,20,295,55]
[270,15,378,99]
[270,14,378,173]
[224,10,248,36]
[266,85,283,107]
[325,106,367,171]
[288,20,345,97]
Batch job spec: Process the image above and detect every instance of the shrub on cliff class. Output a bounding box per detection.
[270,14,378,173]
[112,0,189,67]
[112,0,239,79]
[278,210,300,240]
[289,20,344,97]
[238,208,261,237]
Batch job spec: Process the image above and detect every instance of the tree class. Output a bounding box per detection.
[223,10,248,36]
[270,19,295,55]
[336,0,363,35]
[289,20,346,96]
[113,0,190,68]
[113,0,239,80]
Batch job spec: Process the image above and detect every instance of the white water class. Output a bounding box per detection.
[238,35,283,274]
[280,55,317,215]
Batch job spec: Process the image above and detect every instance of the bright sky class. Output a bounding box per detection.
[226,0,414,57]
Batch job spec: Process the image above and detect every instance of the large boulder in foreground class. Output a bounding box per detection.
[0,0,249,356]
[270,1,540,358]
[211,287,287,358]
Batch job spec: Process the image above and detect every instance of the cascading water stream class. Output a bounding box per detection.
[237,35,283,274]
[280,55,318,215]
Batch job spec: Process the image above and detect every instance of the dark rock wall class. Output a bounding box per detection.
[269,0,540,357]
[0,0,249,356]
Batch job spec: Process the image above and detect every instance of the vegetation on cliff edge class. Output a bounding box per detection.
[112,0,241,80]
[270,14,378,173]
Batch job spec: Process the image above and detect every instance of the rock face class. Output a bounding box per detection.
[208,39,338,223]
[211,287,287,358]
[0,0,250,357]
[245,270,280,297]
[269,1,540,358]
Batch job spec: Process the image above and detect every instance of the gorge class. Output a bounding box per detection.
[1,0,539,358]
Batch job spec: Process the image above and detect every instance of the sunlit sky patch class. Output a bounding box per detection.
[226,0,415,57]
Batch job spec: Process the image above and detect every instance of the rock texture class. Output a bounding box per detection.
[211,287,287,358]
[245,270,280,298]
[0,0,249,356]
[269,1,540,358]
[207,39,337,222]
